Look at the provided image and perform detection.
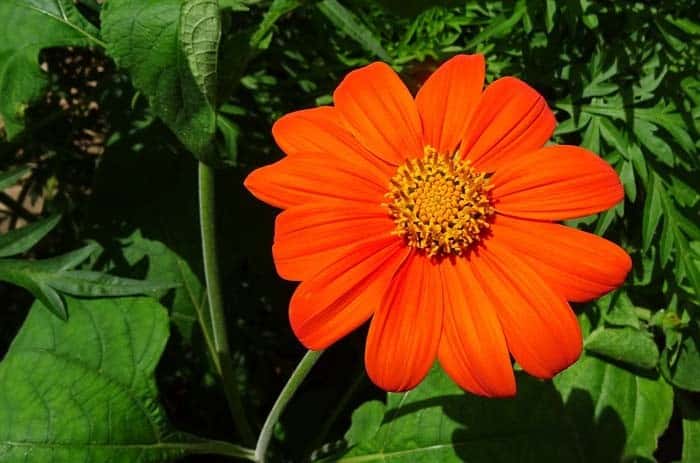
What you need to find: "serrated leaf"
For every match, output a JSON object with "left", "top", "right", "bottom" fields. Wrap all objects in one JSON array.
[
  {"left": 582, "top": 60, "right": 618, "bottom": 98},
  {"left": 101, "top": 0, "right": 227, "bottom": 164},
  {"left": 585, "top": 327, "right": 660, "bottom": 370},
  {"left": 0, "top": 214, "right": 61, "bottom": 258},
  {"left": 0, "top": 0, "right": 103, "bottom": 138},
  {"left": 317, "top": 0, "right": 391, "bottom": 61},
  {"left": 0, "top": 296, "right": 254, "bottom": 462}
]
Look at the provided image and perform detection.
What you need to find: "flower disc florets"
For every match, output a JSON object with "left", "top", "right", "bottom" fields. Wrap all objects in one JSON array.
[{"left": 386, "top": 147, "right": 494, "bottom": 258}]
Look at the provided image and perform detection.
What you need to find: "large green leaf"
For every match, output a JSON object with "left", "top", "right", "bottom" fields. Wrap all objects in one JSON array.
[
  {"left": 333, "top": 366, "right": 582, "bottom": 462},
  {"left": 0, "top": 296, "right": 253, "bottom": 462},
  {"left": 101, "top": 0, "right": 228, "bottom": 164},
  {"left": 554, "top": 354, "right": 674, "bottom": 461},
  {"left": 332, "top": 354, "right": 673, "bottom": 462},
  {"left": 99, "top": 230, "right": 208, "bottom": 344},
  {"left": 0, "top": 0, "right": 103, "bottom": 138}
]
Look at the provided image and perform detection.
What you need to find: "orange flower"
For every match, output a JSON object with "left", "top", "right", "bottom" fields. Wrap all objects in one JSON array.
[{"left": 245, "top": 55, "right": 632, "bottom": 396}]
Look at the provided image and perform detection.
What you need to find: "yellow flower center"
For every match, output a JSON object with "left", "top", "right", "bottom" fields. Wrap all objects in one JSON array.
[{"left": 385, "top": 147, "right": 494, "bottom": 258}]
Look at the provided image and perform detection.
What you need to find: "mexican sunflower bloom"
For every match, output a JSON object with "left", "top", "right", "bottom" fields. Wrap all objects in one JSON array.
[{"left": 245, "top": 54, "right": 632, "bottom": 396}]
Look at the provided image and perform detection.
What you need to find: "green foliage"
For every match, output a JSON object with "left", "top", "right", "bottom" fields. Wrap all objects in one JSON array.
[
  {"left": 0, "top": 242, "right": 177, "bottom": 319},
  {"left": 0, "top": 213, "right": 61, "bottom": 257},
  {"left": 334, "top": 355, "right": 673, "bottom": 462},
  {"left": 585, "top": 327, "right": 660, "bottom": 370},
  {"left": 101, "top": 0, "right": 225, "bottom": 164},
  {"left": 1, "top": 0, "right": 699, "bottom": 462},
  {"left": 0, "top": 295, "right": 253, "bottom": 462}
]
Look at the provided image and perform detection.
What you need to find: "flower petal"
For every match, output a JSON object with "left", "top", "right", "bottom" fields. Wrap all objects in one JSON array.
[
  {"left": 438, "top": 257, "right": 516, "bottom": 397},
  {"left": 491, "top": 215, "right": 632, "bottom": 302},
  {"left": 365, "top": 253, "right": 443, "bottom": 391},
  {"left": 273, "top": 201, "right": 394, "bottom": 281},
  {"left": 461, "top": 77, "right": 555, "bottom": 172},
  {"left": 334, "top": 62, "right": 423, "bottom": 165},
  {"left": 272, "top": 106, "right": 394, "bottom": 175},
  {"left": 470, "top": 241, "right": 583, "bottom": 379},
  {"left": 290, "top": 237, "right": 408, "bottom": 350},
  {"left": 491, "top": 145, "right": 624, "bottom": 220},
  {"left": 416, "top": 54, "right": 485, "bottom": 155},
  {"left": 244, "top": 153, "right": 387, "bottom": 209}
]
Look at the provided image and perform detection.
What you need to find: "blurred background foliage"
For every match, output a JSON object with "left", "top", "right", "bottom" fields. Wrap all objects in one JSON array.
[{"left": 0, "top": 0, "right": 698, "bottom": 462}]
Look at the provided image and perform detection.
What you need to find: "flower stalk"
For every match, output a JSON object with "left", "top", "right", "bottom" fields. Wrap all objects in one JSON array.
[{"left": 255, "top": 349, "right": 324, "bottom": 462}]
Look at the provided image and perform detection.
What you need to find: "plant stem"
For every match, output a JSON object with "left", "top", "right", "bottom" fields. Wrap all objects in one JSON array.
[
  {"left": 198, "top": 162, "right": 255, "bottom": 446},
  {"left": 255, "top": 349, "right": 324, "bottom": 462},
  {"left": 187, "top": 439, "right": 257, "bottom": 461}
]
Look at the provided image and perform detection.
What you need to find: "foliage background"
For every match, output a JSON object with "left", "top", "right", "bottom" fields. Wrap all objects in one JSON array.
[{"left": 0, "top": 0, "right": 698, "bottom": 462}]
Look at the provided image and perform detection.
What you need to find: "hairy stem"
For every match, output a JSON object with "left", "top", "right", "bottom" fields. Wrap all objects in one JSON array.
[
  {"left": 198, "top": 162, "right": 255, "bottom": 446},
  {"left": 256, "top": 350, "right": 324, "bottom": 462}
]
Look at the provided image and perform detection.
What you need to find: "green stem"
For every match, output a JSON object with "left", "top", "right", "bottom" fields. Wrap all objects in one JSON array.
[
  {"left": 198, "top": 162, "right": 255, "bottom": 446},
  {"left": 255, "top": 350, "right": 324, "bottom": 462},
  {"left": 187, "top": 439, "right": 257, "bottom": 461}
]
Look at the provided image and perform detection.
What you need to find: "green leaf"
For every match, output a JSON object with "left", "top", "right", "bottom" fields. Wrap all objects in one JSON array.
[
  {"left": 661, "top": 322, "right": 700, "bottom": 392},
  {"left": 317, "top": 0, "right": 391, "bottom": 61},
  {"left": 0, "top": 243, "right": 176, "bottom": 319},
  {"left": 98, "top": 230, "right": 208, "bottom": 344},
  {"left": 0, "top": 166, "right": 30, "bottom": 191},
  {"left": 0, "top": 296, "right": 254, "bottom": 462},
  {"left": 600, "top": 291, "right": 641, "bottom": 329},
  {"left": 584, "top": 327, "right": 660, "bottom": 370},
  {"left": 101, "top": 0, "right": 228, "bottom": 164},
  {"left": 554, "top": 354, "right": 674, "bottom": 462},
  {"left": 0, "top": 214, "right": 61, "bottom": 258},
  {"left": 332, "top": 365, "right": 583, "bottom": 462},
  {"left": 642, "top": 174, "right": 663, "bottom": 252},
  {"left": 333, "top": 358, "right": 673, "bottom": 462},
  {"left": 44, "top": 270, "right": 178, "bottom": 297},
  {"left": 466, "top": 1, "right": 527, "bottom": 50},
  {"left": 680, "top": 394, "right": 700, "bottom": 463},
  {"left": 249, "top": 0, "right": 304, "bottom": 50},
  {"left": 0, "top": 0, "right": 104, "bottom": 138}
]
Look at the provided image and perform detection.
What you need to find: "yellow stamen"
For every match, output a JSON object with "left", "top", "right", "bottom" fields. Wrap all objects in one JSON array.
[{"left": 385, "top": 146, "right": 494, "bottom": 258}]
